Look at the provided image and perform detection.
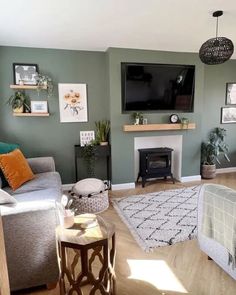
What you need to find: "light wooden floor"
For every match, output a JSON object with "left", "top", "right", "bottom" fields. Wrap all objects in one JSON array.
[{"left": 13, "top": 173, "right": 236, "bottom": 295}]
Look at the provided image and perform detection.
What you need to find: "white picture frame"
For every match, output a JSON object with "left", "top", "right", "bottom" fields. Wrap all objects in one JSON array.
[
  {"left": 31, "top": 101, "right": 48, "bottom": 113},
  {"left": 80, "top": 131, "right": 95, "bottom": 146},
  {"left": 58, "top": 83, "right": 88, "bottom": 123}
]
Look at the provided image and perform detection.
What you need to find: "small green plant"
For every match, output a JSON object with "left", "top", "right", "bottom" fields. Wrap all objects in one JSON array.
[
  {"left": 95, "top": 120, "right": 110, "bottom": 143},
  {"left": 201, "top": 127, "right": 230, "bottom": 165},
  {"left": 36, "top": 74, "right": 53, "bottom": 97},
  {"left": 7, "top": 91, "right": 30, "bottom": 112},
  {"left": 131, "top": 112, "right": 143, "bottom": 124},
  {"left": 180, "top": 117, "right": 189, "bottom": 129}
]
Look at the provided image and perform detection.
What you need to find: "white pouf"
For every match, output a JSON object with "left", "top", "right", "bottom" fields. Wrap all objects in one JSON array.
[{"left": 72, "top": 178, "right": 109, "bottom": 214}]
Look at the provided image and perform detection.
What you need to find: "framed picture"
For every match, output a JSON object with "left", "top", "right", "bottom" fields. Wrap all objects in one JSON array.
[
  {"left": 58, "top": 83, "right": 88, "bottom": 123},
  {"left": 226, "top": 83, "right": 236, "bottom": 105},
  {"left": 31, "top": 101, "right": 48, "bottom": 113},
  {"left": 221, "top": 107, "right": 236, "bottom": 124},
  {"left": 13, "top": 63, "right": 39, "bottom": 85},
  {"left": 80, "top": 131, "right": 95, "bottom": 146}
]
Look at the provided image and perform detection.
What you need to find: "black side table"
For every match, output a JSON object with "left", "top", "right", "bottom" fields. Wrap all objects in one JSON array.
[{"left": 74, "top": 145, "right": 111, "bottom": 187}]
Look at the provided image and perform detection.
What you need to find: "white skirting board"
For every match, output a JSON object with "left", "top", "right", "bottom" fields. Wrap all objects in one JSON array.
[
  {"left": 216, "top": 167, "right": 236, "bottom": 174},
  {"left": 180, "top": 175, "right": 201, "bottom": 182},
  {"left": 111, "top": 183, "right": 136, "bottom": 191}
]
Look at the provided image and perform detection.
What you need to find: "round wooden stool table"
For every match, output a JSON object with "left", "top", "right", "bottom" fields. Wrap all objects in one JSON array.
[{"left": 56, "top": 214, "right": 116, "bottom": 295}]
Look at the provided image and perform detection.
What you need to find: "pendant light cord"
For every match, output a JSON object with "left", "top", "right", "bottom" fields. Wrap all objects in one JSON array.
[{"left": 216, "top": 16, "right": 219, "bottom": 38}]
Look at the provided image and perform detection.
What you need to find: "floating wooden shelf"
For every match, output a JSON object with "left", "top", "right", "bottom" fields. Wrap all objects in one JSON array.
[
  {"left": 13, "top": 113, "right": 49, "bottom": 117},
  {"left": 10, "top": 85, "right": 47, "bottom": 90},
  {"left": 123, "top": 123, "right": 196, "bottom": 132}
]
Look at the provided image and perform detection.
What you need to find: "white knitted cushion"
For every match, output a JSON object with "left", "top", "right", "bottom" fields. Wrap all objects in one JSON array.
[
  {"left": 0, "top": 189, "right": 17, "bottom": 204},
  {"left": 72, "top": 178, "right": 105, "bottom": 197}
]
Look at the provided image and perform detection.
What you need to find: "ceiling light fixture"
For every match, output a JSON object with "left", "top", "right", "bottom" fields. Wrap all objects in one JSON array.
[{"left": 199, "top": 10, "right": 234, "bottom": 65}]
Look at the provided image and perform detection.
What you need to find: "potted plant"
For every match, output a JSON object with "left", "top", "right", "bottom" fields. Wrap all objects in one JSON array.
[
  {"left": 201, "top": 127, "right": 230, "bottom": 179},
  {"left": 181, "top": 117, "right": 189, "bottom": 129},
  {"left": 36, "top": 74, "right": 54, "bottom": 97},
  {"left": 7, "top": 91, "right": 31, "bottom": 113},
  {"left": 95, "top": 120, "right": 110, "bottom": 145},
  {"left": 131, "top": 112, "right": 143, "bottom": 125}
]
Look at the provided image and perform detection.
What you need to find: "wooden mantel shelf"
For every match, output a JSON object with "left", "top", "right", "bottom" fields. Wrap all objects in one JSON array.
[{"left": 123, "top": 123, "right": 196, "bottom": 132}]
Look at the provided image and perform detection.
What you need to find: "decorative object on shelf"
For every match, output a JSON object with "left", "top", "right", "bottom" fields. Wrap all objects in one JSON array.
[
  {"left": 170, "top": 114, "right": 179, "bottom": 123},
  {"left": 131, "top": 112, "right": 143, "bottom": 125},
  {"left": 143, "top": 118, "right": 148, "bottom": 125},
  {"left": 95, "top": 119, "right": 110, "bottom": 145},
  {"left": 201, "top": 127, "right": 230, "bottom": 179},
  {"left": 80, "top": 131, "right": 95, "bottom": 147},
  {"left": 58, "top": 83, "right": 88, "bottom": 123},
  {"left": 13, "top": 63, "right": 39, "bottom": 85},
  {"left": 226, "top": 83, "right": 236, "bottom": 105},
  {"left": 81, "top": 143, "right": 97, "bottom": 177},
  {"left": 180, "top": 117, "right": 189, "bottom": 129},
  {"left": 7, "top": 91, "right": 31, "bottom": 113},
  {"left": 30, "top": 101, "right": 48, "bottom": 113},
  {"left": 221, "top": 107, "right": 236, "bottom": 124},
  {"left": 35, "top": 74, "right": 54, "bottom": 97},
  {"left": 199, "top": 10, "right": 234, "bottom": 65}
]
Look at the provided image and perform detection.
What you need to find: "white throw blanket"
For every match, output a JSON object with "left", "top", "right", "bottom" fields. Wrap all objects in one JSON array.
[{"left": 201, "top": 184, "right": 236, "bottom": 269}]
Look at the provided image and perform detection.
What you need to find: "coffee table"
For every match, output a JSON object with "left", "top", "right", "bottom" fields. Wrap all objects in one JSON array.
[{"left": 56, "top": 214, "right": 116, "bottom": 295}]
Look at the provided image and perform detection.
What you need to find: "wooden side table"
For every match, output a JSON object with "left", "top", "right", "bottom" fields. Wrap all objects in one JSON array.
[{"left": 56, "top": 214, "right": 116, "bottom": 295}]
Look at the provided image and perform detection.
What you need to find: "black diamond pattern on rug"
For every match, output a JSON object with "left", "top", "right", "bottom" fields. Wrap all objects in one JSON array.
[{"left": 112, "top": 185, "right": 201, "bottom": 252}]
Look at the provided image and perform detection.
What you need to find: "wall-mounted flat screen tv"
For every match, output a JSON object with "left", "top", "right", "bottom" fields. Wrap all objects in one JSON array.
[{"left": 121, "top": 62, "right": 195, "bottom": 112}]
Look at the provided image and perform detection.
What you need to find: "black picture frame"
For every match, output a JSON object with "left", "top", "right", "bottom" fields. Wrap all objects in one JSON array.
[
  {"left": 221, "top": 107, "right": 236, "bottom": 124},
  {"left": 13, "top": 63, "right": 39, "bottom": 85},
  {"left": 225, "top": 82, "right": 236, "bottom": 105}
]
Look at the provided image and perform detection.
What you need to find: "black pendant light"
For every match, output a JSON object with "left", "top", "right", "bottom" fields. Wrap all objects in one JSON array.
[{"left": 199, "top": 10, "right": 234, "bottom": 65}]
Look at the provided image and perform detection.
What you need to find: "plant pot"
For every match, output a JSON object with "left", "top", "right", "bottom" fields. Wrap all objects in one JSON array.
[
  {"left": 100, "top": 141, "right": 108, "bottom": 146},
  {"left": 201, "top": 164, "right": 216, "bottom": 179},
  {"left": 13, "top": 106, "right": 24, "bottom": 113}
]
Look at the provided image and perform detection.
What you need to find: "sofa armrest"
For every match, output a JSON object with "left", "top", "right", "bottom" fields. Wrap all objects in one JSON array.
[{"left": 27, "top": 157, "right": 56, "bottom": 174}]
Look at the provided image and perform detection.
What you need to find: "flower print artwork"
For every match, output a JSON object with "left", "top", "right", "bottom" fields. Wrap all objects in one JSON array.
[{"left": 59, "top": 84, "right": 88, "bottom": 122}]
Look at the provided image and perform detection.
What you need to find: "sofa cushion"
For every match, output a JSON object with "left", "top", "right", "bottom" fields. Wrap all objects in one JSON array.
[
  {"left": 0, "top": 189, "right": 17, "bottom": 204},
  {"left": 4, "top": 171, "right": 61, "bottom": 197},
  {"left": 0, "top": 142, "right": 19, "bottom": 188},
  {"left": 0, "top": 149, "right": 34, "bottom": 190},
  {"left": 1, "top": 172, "right": 62, "bottom": 216}
]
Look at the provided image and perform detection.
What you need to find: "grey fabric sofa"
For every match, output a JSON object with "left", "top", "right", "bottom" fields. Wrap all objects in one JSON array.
[{"left": 0, "top": 157, "right": 62, "bottom": 291}]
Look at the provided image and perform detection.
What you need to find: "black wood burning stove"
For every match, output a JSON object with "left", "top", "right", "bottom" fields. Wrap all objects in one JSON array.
[{"left": 137, "top": 147, "right": 175, "bottom": 187}]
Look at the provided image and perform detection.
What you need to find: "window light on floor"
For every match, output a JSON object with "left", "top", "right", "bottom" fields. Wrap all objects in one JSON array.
[{"left": 127, "top": 259, "right": 188, "bottom": 294}]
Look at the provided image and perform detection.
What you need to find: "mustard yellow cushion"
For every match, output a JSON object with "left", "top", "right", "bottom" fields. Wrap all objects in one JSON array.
[{"left": 0, "top": 149, "right": 34, "bottom": 190}]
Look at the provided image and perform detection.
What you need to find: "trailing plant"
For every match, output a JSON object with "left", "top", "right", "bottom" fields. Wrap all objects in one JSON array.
[
  {"left": 95, "top": 120, "right": 110, "bottom": 143},
  {"left": 201, "top": 127, "right": 230, "bottom": 165},
  {"left": 36, "top": 73, "right": 54, "bottom": 97},
  {"left": 7, "top": 91, "right": 31, "bottom": 112},
  {"left": 81, "top": 143, "right": 97, "bottom": 177}
]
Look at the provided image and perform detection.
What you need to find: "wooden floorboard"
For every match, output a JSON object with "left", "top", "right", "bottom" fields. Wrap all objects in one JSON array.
[{"left": 13, "top": 173, "right": 236, "bottom": 295}]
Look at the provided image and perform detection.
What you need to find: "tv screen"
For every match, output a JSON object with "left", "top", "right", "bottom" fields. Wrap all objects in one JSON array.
[{"left": 121, "top": 63, "right": 195, "bottom": 112}]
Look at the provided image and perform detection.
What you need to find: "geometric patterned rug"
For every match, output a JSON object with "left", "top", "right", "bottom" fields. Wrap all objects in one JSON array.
[{"left": 112, "top": 185, "right": 201, "bottom": 252}]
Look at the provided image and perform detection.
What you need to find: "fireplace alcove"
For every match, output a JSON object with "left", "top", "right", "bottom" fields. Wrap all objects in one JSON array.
[
  {"left": 137, "top": 147, "right": 175, "bottom": 187},
  {"left": 134, "top": 135, "right": 183, "bottom": 186}
]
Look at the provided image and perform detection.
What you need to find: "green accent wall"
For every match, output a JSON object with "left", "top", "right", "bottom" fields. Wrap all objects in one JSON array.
[
  {"left": 1, "top": 46, "right": 236, "bottom": 185},
  {"left": 0, "top": 46, "right": 109, "bottom": 183},
  {"left": 203, "top": 61, "right": 236, "bottom": 167},
  {"left": 107, "top": 48, "right": 205, "bottom": 183}
]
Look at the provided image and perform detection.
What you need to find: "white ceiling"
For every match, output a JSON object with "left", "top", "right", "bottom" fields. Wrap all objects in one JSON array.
[{"left": 1, "top": 0, "right": 236, "bottom": 58}]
